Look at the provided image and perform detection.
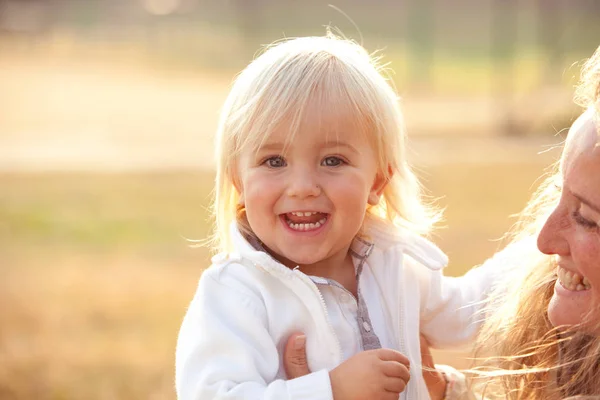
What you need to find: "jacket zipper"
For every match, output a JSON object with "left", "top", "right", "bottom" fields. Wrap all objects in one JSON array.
[
  {"left": 396, "top": 257, "right": 420, "bottom": 400},
  {"left": 234, "top": 256, "right": 343, "bottom": 368},
  {"left": 293, "top": 270, "right": 343, "bottom": 366},
  {"left": 398, "top": 295, "right": 412, "bottom": 400}
]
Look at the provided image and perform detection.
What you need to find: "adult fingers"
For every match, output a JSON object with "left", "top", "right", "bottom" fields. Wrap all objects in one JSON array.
[
  {"left": 283, "top": 333, "right": 310, "bottom": 379},
  {"left": 420, "top": 334, "right": 436, "bottom": 370}
]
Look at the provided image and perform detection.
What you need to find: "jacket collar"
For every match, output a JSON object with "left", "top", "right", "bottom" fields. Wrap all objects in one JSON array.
[
  {"left": 217, "top": 216, "right": 447, "bottom": 272},
  {"left": 360, "top": 214, "right": 448, "bottom": 271}
]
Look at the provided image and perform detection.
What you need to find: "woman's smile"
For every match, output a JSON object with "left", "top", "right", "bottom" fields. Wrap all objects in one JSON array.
[{"left": 556, "top": 265, "right": 592, "bottom": 292}]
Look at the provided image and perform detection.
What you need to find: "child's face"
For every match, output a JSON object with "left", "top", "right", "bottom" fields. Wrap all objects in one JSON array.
[{"left": 236, "top": 112, "right": 386, "bottom": 269}]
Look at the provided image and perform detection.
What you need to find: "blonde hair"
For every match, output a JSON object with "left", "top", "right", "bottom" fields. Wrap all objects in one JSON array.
[
  {"left": 575, "top": 45, "right": 600, "bottom": 112},
  {"left": 211, "top": 33, "right": 439, "bottom": 253},
  {"left": 471, "top": 45, "right": 600, "bottom": 399}
]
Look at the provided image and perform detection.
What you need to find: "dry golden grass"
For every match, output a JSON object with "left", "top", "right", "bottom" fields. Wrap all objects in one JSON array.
[
  {"left": 0, "top": 257, "right": 194, "bottom": 399},
  {"left": 0, "top": 159, "right": 556, "bottom": 399},
  {"left": 0, "top": 51, "right": 576, "bottom": 168},
  {"left": 0, "top": 45, "right": 572, "bottom": 398},
  {"left": 0, "top": 172, "right": 212, "bottom": 399}
]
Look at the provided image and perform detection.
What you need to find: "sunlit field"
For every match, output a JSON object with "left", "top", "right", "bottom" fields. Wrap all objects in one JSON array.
[
  {"left": 0, "top": 24, "right": 578, "bottom": 398},
  {"left": 0, "top": 172, "right": 212, "bottom": 399},
  {"left": 0, "top": 156, "right": 562, "bottom": 399}
]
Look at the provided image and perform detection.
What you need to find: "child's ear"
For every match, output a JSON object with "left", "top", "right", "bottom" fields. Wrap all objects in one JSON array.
[{"left": 368, "top": 166, "right": 392, "bottom": 206}]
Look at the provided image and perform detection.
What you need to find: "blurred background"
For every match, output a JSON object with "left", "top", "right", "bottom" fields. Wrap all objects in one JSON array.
[{"left": 0, "top": 0, "right": 598, "bottom": 398}]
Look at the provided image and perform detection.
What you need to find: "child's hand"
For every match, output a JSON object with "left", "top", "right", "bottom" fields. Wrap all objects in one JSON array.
[{"left": 329, "top": 348, "right": 410, "bottom": 400}]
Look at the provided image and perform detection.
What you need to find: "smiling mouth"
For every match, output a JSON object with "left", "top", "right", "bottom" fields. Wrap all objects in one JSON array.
[
  {"left": 557, "top": 266, "right": 591, "bottom": 291},
  {"left": 282, "top": 211, "right": 329, "bottom": 231}
]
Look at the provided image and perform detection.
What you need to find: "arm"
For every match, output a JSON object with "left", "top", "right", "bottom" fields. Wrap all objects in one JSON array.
[
  {"left": 175, "top": 270, "right": 333, "bottom": 400},
  {"left": 281, "top": 334, "right": 413, "bottom": 400},
  {"left": 434, "top": 365, "right": 477, "bottom": 400},
  {"left": 421, "top": 336, "right": 478, "bottom": 400},
  {"left": 419, "top": 238, "right": 533, "bottom": 349},
  {"left": 419, "top": 263, "right": 495, "bottom": 348}
]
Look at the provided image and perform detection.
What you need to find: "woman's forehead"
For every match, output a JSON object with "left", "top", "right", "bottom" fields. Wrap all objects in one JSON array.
[
  {"left": 561, "top": 110, "right": 600, "bottom": 208},
  {"left": 562, "top": 109, "right": 599, "bottom": 171}
]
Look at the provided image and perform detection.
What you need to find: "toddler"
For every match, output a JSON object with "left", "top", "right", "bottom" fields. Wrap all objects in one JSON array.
[{"left": 176, "top": 34, "right": 499, "bottom": 400}]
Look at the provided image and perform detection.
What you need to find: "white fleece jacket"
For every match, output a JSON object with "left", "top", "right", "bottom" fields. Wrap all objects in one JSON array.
[{"left": 176, "top": 217, "right": 501, "bottom": 400}]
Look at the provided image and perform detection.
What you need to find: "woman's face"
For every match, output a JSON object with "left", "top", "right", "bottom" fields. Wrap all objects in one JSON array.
[{"left": 537, "top": 109, "right": 600, "bottom": 331}]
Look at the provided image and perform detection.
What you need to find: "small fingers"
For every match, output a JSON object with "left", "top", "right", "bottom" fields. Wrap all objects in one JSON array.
[
  {"left": 381, "top": 360, "right": 411, "bottom": 382},
  {"left": 383, "top": 375, "right": 409, "bottom": 394},
  {"left": 376, "top": 348, "right": 411, "bottom": 368}
]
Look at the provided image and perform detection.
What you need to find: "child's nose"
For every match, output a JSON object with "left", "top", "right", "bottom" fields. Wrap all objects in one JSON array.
[{"left": 286, "top": 169, "right": 321, "bottom": 198}]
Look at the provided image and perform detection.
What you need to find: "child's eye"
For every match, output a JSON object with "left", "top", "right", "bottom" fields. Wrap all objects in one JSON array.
[
  {"left": 572, "top": 209, "right": 598, "bottom": 230},
  {"left": 321, "top": 156, "right": 344, "bottom": 167},
  {"left": 263, "top": 156, "right": 286, "bottom": 168}
]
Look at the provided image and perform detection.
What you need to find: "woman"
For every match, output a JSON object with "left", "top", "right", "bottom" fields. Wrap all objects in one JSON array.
[
  {"left": 462, "top": 44, "right": 600, "bottom": 400},
  {"left": 283, "top": 45, "right": 600, "bottom": 399}
]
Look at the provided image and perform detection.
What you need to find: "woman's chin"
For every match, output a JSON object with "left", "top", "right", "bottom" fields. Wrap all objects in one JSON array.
[
  {"left": 547, "top": 279, "right": 597, "bottom": 328},
  {"left": 548, "top": 294, "right": 579, "bottom": 328},
  {"left": 547, "top": 295, "right": 600, "bottom": 333}
]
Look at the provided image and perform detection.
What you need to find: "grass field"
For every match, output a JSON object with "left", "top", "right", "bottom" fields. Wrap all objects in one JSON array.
[
  {"left": 0, "top": 158, "right": 561, "bottom": 399},
  {"left": 0, "top": 25, "right": 577, "bottom": 397}
]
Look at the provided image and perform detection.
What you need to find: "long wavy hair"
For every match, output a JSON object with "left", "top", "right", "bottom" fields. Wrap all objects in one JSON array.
[{"left": 471, "top": 45, "right": 600, "bottom": 399}]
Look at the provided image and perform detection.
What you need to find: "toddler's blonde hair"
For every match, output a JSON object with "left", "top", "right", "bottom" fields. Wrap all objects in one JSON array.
[{"left": 211, "top": 33, "right": 439, "bottom": 253}]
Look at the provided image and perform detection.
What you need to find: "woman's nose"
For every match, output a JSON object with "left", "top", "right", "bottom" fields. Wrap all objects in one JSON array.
[{"left": 537, "top": 206, "right": 570, "bottom": 256}]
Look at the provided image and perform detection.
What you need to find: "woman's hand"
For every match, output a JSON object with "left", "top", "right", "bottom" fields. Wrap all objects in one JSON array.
[
  {"left": 284, "top": 333, "right": 448, "bottom": 399},
  {"left": 420, "top": 334, "right": 447, "bottom": 400},
  {"left": 283, "top": 333, "right": 310, "bottom": 378},
  {"left": 283, "top": 333, "right": 410, "bottom": 400}
]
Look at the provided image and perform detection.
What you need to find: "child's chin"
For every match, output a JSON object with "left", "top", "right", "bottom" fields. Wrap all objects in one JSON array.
[{"left": 287, "top": 255, "right": 320, "bottom": 266}]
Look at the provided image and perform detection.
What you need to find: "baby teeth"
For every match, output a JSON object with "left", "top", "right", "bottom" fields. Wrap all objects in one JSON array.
[
  {"left": 287, "top": 217, "right": 327, "bottom": 231},
  {"left": 291, "top": 211, "right": 318, "bottom": 217},
  {"left": 557, "top": 266, "right": 591, "bottom": 291}
]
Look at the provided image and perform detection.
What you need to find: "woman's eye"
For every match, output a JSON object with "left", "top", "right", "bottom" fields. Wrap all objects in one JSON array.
[
  {"left": 264, "top": 156, "right": 286, "bottom": 168},
  {"left": 572, "top": 210, "right": 598, "bottom": 230},
  {"left": 322, "top": 156, "right": 344, "bottom": 167},
  {"left": 552, "top": 180, "right": 562, "bottom": 192}
]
